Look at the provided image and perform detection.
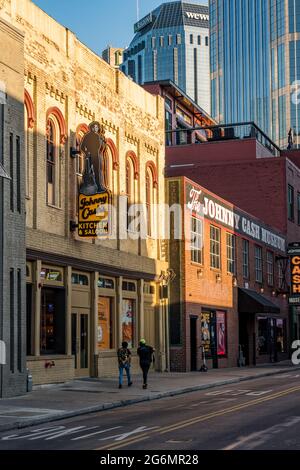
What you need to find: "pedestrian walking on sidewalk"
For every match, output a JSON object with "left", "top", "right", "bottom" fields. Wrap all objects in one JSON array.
[
  {"left": 137, "top": 339, "right": 154, "bottom": 389},
  {"left": 117, "top": 341, "right": 133, "bottom": 389}
]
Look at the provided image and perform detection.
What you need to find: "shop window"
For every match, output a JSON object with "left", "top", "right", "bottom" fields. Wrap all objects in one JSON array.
[
  {"left": 122, "top": 281, "right": 136, "bottom": 292},
  {"left": 98, "top": 277, "right": 115, "bottom": 289},
  {"left": 98, "top": 297, "right": 114, "bottom": 350},
  {"left": 40, "top": 288, "right": 65, "bottom": 355},
  {"left": 144, "top": 283, "right": 155, "bottom": 295},
  {"left": 72, "top": 273, "right": 89, "bottom": 286},
  {"left": 121, "top": 299, "right": 135, "bottom": 348},
  {"left": 216, "top": 311, "right": 227, "bottom": 356},
  {"left": 257, "top": 318, "right": 268, "bottom": 355}
]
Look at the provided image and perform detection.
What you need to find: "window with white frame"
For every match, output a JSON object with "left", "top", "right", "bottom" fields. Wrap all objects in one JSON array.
[
  {"left": 267, "top": 251, "right": 274, "bottom": 286},
  {"left": 210, "top": 225, "right": 221, "bottom": 269},
  {"left": 242, "top": 239, "right": 249, "bottom": 279},
  {"left": 191, "top": 216, "right": 203, "bottom": 264},
  {"left": 226, "top": 233, "right": 236, "bottom": 274},
  {"left": 255, "top": 245, "right": 263, "bottom": 283}
]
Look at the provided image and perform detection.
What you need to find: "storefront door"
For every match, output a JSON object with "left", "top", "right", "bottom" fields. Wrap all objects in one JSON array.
[{"left": 72, "top": 312, "right": 89, "bottom": 377}]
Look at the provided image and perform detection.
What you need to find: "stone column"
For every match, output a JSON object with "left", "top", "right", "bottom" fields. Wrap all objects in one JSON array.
[
  {"left": 33, "top": 260, "right": 41, "bottom": 357},
  {"left": 138, "top": 279, "right": 144, "bottom": 340},
  {"left": 65, "top": 266, "right": 72, "bottom": 356},
  {"left": 117, "top": 276, "right": 123, "bottom": 347}
]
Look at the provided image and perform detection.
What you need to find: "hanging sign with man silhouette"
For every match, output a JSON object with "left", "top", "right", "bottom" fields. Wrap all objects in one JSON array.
[{"left": 78, "top": 121, "right": 111, "bottom": 238}]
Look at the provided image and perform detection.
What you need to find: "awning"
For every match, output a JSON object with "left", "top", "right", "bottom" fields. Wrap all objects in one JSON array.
[{"left": 238, "top": 288, "right": 280, "bottom": 314}]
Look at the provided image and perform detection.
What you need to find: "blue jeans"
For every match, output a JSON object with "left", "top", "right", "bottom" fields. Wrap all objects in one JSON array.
[{"left": 119, "top": 364, "right": 131, "bottom": 386}]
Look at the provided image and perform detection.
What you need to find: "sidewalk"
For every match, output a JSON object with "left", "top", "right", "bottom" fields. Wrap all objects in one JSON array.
[{"left": 0, "top": 361, "right": 299, "bottom": 433}]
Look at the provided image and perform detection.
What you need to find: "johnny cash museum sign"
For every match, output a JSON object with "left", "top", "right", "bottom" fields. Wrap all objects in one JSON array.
[{"left": 186, "top": 183, "right": 286, "bottom": 253}]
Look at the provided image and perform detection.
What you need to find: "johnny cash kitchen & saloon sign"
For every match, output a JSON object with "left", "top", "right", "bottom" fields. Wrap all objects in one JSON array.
[{"left": 77, "top": 121, "right": 111, "bottom": 239}]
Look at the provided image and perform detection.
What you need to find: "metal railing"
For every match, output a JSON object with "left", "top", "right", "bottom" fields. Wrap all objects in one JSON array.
[{"left": 166, "top": 122, "right": 281, "bottom": 157}]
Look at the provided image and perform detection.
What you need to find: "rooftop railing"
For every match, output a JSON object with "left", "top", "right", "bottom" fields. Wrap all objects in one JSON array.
[{"left": 166, "top": 122, "right": 281, "bottom": 157}]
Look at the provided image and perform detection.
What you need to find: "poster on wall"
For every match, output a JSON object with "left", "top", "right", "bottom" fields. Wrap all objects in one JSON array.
[
  {"left": 78, "top": 121, "right": 111, "bottom": 239},
  {"left": 97, "top": 297, "right": 111, "bottom": 350},
  {"left": 121, "top": 299, "right": 134, "bottom": 348},
  {"left": 201, "top": 312, "right": 211, "bottom": 354},
  {"left": 216, "top": 311, "right": 226, "bottom": 356}
]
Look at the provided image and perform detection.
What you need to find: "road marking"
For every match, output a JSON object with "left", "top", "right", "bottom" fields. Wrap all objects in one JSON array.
[
  {"left": 97, "top": 385, "right": 300, "bottom": 450},
  {"left": 246, "top": 390, "right": 273, "bottom": 396},
  {"left": 72, "top": 426, "right": 121, "bottom": 441},
  {"left": 223, "top": 416, "right": 300, "bottom": 450},
  {"left": 98, "top": 426, "right": 159, "bottom": 442}
]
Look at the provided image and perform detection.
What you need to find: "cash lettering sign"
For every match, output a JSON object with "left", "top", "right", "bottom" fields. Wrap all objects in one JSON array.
[
  {"left": 290, "top": 255, "right": 300, "bottom": 305},
  {"left": 78, "top": 192, "right": 110, "bottom": 238}
]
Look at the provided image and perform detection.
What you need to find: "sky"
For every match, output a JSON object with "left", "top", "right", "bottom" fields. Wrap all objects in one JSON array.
[{"left": 32, "top": 0, "right": 208, "bottom": 56}]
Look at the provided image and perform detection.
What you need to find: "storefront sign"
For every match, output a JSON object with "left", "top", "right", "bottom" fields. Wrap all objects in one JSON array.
[
  {"left": 289, "top": 255, "right": 300, "bottom": 305},
  {"left": 78, "top": 121, "right": 111, "bottom": 239},
  {"left": 97, "top": 297, "right": 111, "bottom": 350},
  {"left": 201, "top": 312, "right": 211, "bottom": 353},
  {"left": 122, "top": 299, "right": 135, "bottom": 348},
  {"left": 186, "top": 183, "right": 286, "bottom": 253},
  {"left": 216, "top": 311, "right": 226, "bottom": 356},
  {"left": 78, "top": 192, "right": 110, "bottom": 238}
]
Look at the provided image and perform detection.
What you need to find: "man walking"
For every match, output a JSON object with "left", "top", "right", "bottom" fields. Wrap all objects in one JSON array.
[
  {"left": 137, "top": 339, "right": 154, "bottom": 389},
  {"left": 117, "top": 341, "right": 133, "bottom": 389}
]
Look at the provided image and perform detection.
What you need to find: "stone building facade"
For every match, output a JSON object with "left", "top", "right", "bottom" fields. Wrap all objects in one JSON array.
[
  {"left": 0, "top": 0, "right": 168, "bottom": 386},
  {"left": 0, "top": 17, "right": 27, "bottom": 397}
]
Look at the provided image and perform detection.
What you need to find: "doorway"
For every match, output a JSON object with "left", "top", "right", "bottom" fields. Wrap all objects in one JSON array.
[
  {"left": 190, "top": 316, "right": 197, "bottom": 371},
  {"left": 71, "top": 312, "right": 89, "bottom": 377}
]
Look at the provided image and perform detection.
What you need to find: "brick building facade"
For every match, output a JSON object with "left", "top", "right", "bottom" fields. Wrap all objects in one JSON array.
[
  {"left": 0, "top": 0, "right": 169, "bottom": 387},
  {"left": 168, "top": 177, "right": 289, "bottom": 372},
  {"left": 0, "top": 17, "right": 26, "bottom": 397}
]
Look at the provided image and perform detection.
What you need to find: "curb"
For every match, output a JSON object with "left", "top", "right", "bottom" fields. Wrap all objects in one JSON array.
[{"left": 0, "top": 366, "right": 299, "bottom": 434}]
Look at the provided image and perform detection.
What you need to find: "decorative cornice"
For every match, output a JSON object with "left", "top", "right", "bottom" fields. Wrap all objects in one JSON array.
[
  {"left": 76, "top": 102, "right": 95, "bottom": 121},
  {"left": 46, "top": 82, "right": 66, "bottom": 104},
  {"left": 125, "top": 131, "right": 139, "bottom": 145},
  {"left": 145, "top": 142, "right": 159, "bottom": 157}
]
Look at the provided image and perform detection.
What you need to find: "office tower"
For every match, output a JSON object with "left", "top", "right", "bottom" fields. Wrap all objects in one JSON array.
[
  {"left": 121, "top": 1, "right": 210, "bottom": 112},
  {"left": 210, "top": 0, "right": 300, "bottom": 149}
]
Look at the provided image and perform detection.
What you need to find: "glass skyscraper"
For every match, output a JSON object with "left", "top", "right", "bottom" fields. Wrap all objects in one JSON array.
[
  {"left": 121, "top": 1, "right": 211, "bottom": 113},
  {"left": 210, "top": 0, "right": 300, "bottom": 149}
]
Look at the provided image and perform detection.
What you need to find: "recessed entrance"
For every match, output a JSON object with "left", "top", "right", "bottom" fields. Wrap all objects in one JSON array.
[{"left": 71, "top": 312, "right": 89, "bottom": 377}]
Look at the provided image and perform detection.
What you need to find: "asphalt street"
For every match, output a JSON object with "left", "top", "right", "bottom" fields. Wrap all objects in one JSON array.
[{"left": 1, "top": 372, "right": 300, "bottom": 450}]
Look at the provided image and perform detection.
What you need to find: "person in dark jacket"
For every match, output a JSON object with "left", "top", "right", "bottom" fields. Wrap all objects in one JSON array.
[{"left": 137, "top": 339, "right": 154, "bottom": 389}]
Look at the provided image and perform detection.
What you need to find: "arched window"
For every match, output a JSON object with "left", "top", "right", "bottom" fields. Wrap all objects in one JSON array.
[
  {"left": 24, "top": 105, "right": 29, "bottom": 197},
  {"left": 46, "top": 108, "right": 66, "bottom": 208},
  {"left": 104, "top": 145, "right": 113, "bottom": 191},
  {"left": 24, "top": 91, "right": 35, "bottom": 198},
  {"left": 145, "top": 163, "right": 157, "bottom": 238},
  {"left": 75, "top": 124, "right": 89, "bottom": 179},
  {"left": 146, "top": 167, "right": 153, "bottom": 237},
  {"left": 46, "top": 118, "right": 56, "bottom": 205},
  {"left": 126, "top": 157, "right": 135, "bottom": 230}
]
